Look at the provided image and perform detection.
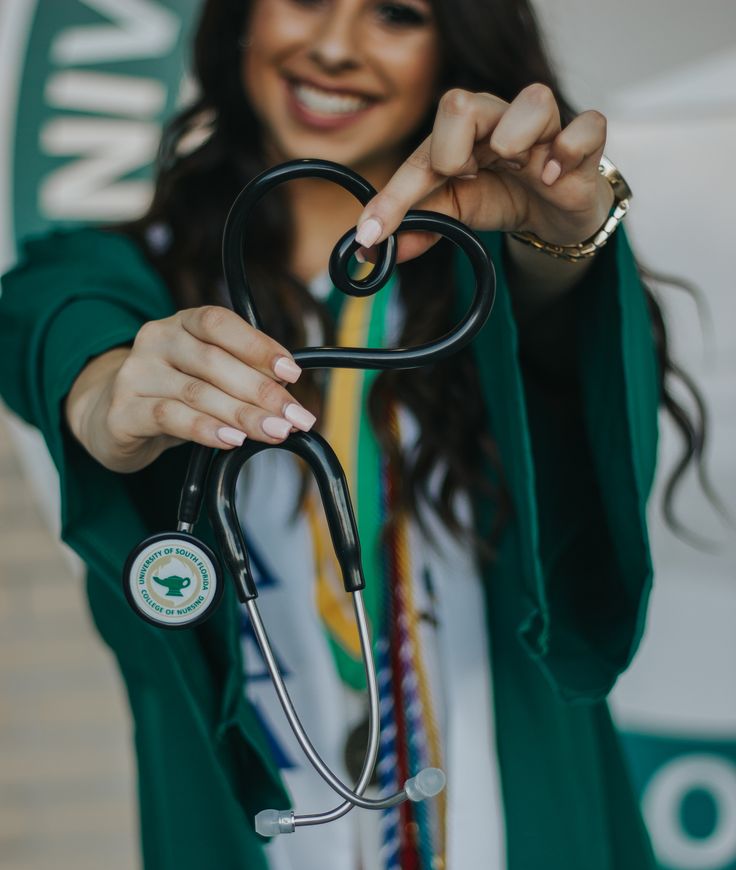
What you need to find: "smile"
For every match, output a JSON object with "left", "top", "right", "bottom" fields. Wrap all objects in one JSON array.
[{"left": 289, "top": 79, "right": 374, "bottom": 116}]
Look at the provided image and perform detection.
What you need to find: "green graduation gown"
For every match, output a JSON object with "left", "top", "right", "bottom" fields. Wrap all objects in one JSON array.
[{"left": 0, "top": 224, "right": 659, "bottom": 869}]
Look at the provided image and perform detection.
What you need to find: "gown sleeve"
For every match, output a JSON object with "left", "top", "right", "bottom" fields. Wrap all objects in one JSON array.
[
  {"left": 0, "top": 228, "right": 174, "bottom": 451},
  {"left": 0, "top": 228, "right": 176, "bottom": 559},
  {"left": 456, "top": 226, "right": 659, "bottom": 702},
  {"left": 0, "top": 227, "right": 291, "bottom": 828}
]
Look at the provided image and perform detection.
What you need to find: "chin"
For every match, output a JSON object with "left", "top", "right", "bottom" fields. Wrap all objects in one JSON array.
[{"left": 280, "top": 138, "right": 371, "bottom": 169}]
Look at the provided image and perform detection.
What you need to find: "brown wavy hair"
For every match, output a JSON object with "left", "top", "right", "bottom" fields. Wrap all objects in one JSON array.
[{"left": 122, "top": 0, "right": 711, "bottom": 551}]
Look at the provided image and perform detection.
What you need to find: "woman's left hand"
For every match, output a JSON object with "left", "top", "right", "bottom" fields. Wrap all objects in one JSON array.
[{"left": 354, "top": 84, "right": 614, "bottom": 263}]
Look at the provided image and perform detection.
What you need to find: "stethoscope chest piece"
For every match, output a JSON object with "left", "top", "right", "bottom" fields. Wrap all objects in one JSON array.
[{"left": 123, "top": 531, "right": 223, "bottom": 630}]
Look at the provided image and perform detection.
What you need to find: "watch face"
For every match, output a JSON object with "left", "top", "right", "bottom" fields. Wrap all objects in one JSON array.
[{"left": 124, "top": 533, "right": 223, "bottom": 629}]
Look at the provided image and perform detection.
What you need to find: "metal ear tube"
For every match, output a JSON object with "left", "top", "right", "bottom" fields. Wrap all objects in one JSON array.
[
  {"left": 208, "top": 435, "right": 446, "bottom": 834},
  {"left": 124, "top": 158, "right": 495, "bottom": 834}
]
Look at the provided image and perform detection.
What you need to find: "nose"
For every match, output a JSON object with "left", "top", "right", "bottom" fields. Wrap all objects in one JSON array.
[{"left": 307, "top": 8, "right": 361, "bottom": 71}]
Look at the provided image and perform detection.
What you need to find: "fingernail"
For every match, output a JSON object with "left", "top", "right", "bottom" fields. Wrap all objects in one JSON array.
[
  {"left": 458, "top": 173, "right": 478, "bottom": 180},
  {"left": 217, "top": 427, "right": 247, "bottom": 446},
  {"left": 542, "top": 159, "right": 562, "bottom": 185},
  {"left": 355, "top": 217, "right": 382, "bottom": 248},
  {"left": 354, "top": 247, "right": 367, "bottom": 263},
  {"left": 284, "top": 403, "right": 316, "bottom": 431},
  {"left": 503, "top": 160, "right": 523, "bottom": 171},
  {"left": 262, "top": 417, "right": 292, "bottom": 439},
  {"left": 273, "top": 356, "right": 301, "bottom": 383}
]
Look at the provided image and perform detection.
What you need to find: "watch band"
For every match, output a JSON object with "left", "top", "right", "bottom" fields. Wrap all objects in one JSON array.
[{"left": 509, "top": 155, "right": 633, "bottom": 262}]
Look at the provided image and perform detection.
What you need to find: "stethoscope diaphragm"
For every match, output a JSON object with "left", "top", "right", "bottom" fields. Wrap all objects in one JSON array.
[{"left": 123, "top": 531, "right": 223, "bottom": 630}]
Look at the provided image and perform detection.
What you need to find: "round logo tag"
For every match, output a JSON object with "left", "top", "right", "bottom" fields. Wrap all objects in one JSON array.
[{"left": 125, "top": 535, "right": 220, "bottom": 628}]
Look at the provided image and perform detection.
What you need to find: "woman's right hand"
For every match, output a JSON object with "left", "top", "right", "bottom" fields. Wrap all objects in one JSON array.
[{"left": 64, "top": 305, "right": 316, "bottom": 473}]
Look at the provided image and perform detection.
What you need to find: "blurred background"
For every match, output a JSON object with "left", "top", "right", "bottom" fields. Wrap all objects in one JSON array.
[{"left": 0, "top": 1, "right": 734, "bottom": 868}]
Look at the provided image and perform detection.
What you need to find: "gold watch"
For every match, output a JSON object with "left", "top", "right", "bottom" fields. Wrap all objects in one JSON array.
[{"left": 509, "top": 155, "right": 632, "bottom": 262}]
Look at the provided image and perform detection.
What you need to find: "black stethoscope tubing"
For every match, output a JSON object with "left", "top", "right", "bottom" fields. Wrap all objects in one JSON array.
[{"left": 125, "top": 157, "right": 496, "bottom": 836}]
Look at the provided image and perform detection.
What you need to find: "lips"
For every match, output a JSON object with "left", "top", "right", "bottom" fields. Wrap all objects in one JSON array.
[
  {"left": 284, "top": 76, "right": 379, "bottom": 130},
  {"left": 293, "top": 80, "right": 371, "bottom": 114}
]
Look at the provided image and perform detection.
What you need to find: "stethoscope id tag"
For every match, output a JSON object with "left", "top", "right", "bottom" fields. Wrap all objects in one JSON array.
[{"left": 123, "top": 531, "right": 223, "bottom": 629}]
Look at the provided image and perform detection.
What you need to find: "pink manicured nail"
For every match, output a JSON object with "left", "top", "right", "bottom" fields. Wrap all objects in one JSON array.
[
  {"left": 284, "top": 403, "right": 316, "bottom": 432},
  {"left": 262, "top": 417, "right": 292, "bottom": 439},
  {"left": 355, "top": 217, "right": 382, "bottom": 248},
  {"left": 542, "top": 159, "right": 562, "bottom": 185},
  {"left": 273, "top": 356, "right": 301, "bottom": 383},
  {"left": 458, "top": 173, "right": 478, "bottom": 180},
  {"left": 217, "top": 427, "right": 247, "bottom": 446}
]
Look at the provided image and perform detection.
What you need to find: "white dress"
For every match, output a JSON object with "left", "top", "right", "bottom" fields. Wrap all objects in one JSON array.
[{"left": 236, "top": 274, "right": 507, "bottom": 870}]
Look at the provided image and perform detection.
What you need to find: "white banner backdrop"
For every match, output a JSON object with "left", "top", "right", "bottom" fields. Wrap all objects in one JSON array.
[
  {"left": 0, "top": 0, "right": 198, "bottom": 550},
  {"left": 606, "top": 116, "right": 736, "bottom": 870},
  {"left": 1, "top": 2, "right": 734, "bottom": 868},
  {"left": 536, "top": 4, "right": 736, "bottom": 866}
]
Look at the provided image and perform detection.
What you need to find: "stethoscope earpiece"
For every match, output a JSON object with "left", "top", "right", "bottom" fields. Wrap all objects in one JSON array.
[{"left": 123, "top": 531, "right": 223, "bottom": 630}]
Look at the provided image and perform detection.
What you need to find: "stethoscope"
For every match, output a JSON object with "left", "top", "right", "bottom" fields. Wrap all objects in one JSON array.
[{"left": 123, "top": 158, "right": 496, "bottom": 837}]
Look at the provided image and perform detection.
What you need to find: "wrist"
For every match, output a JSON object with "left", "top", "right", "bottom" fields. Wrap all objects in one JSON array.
[
  {"left": 65, "top": 346, "right": 143, "bottom": 471},
  {"left": 65, "top": 348, "right": 125, "bottom": 437},
  {"left": 504, "top": 232, "right": 598, "bottom": 324},
  {"left": 510, "top": 156, "right": 631, "bottom": 262}
]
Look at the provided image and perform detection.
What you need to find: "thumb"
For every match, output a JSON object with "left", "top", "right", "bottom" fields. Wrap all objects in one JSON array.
[
  {"left": 356, "top": 230, "right": 442, "bottom": 266},
  {"left": 395, "top": 230, "right": 443, "bottom": 264}
]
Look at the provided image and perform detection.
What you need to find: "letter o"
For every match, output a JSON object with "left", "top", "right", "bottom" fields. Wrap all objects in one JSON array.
[{"left": 643, "top": 753, "right": 736, "bottom": 869}]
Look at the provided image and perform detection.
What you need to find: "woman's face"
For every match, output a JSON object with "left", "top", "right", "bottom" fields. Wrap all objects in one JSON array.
[{"left": 241, "top": 0, "right": 442, "bottom": 180}]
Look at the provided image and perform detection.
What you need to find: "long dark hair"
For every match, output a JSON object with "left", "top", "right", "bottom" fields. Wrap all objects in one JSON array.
[{"left": 123, "top": 0, "right": 710, "bottom": 550}]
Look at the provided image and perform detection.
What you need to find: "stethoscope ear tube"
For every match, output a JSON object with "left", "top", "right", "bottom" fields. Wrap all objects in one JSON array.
[
  {"left": 207, "top": 431, "right": 365, "bottom": 599},
  {"left": 222, "top": 158, "right": 393, "bottom": 331},
  {"left": 222, "top": 159, "right": 496, "bottom": 371}
]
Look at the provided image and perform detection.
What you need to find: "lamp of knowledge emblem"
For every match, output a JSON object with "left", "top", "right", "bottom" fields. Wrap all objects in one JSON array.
[{"left": 124, "top": 532, "right": 223, "bottom": 629}]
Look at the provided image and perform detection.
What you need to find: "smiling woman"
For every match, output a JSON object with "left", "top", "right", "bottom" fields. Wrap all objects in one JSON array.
[
  {"left": 0, "top": 0, "right": 707, "bottom": 869},
  {"left": 241, "top": 0, "right": 441, "bottom": 169}
]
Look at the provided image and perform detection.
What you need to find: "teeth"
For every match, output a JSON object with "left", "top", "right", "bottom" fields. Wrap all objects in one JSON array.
[{"left": 293, "top": 82, "right": 370, "bottom": 115}]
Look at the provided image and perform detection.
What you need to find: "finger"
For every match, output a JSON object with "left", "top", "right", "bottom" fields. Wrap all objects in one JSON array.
[
  {"left": 136, "top": 362, "right": 315, "bottom": 442},
  {"left": 547, "top": 110, "right": 607, "bottom": 179},
  {"left": 356, "top": 173, "right": 489, "bottom": 264},
  {"left": 354, "top": 137, "right": 440, "bottom": 249},
  {"left": 355, "top": 91, "right": 509, "bottom": 250},
  {"left": 394, "top": 230, "right": 443, "bottom": 264},
  {"left": 109, "top": 396, "right": 250, "bottom": 450},
  {"left": 489, "top": 83, "right": 561, "bottom": 172},
  {"left": 356, "top": 229, "right": 443, "bottom": 265},
  {"left": 108, "top": 397, "right": 240, "bottom": 447},
  {"left": 429, "top": 89, "right": 508, "bottom": 177},
  {"left": 177, "top": 306, "right": 301, "bottom": 383},
  {"left": 358, "top": 169, "right": 514, "bottom": 263},
  {"left": 161, "top": 330, "right": 303, "bottom": 420},
  {"left": 116, "top": 355, "right": 306, "bottom": 443},
  {"left": 116, "top": 389, "right": 303, "bottom": 448}
]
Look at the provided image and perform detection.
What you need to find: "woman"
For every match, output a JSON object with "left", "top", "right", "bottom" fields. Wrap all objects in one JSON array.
[{"left": 0, "top": 0, "right": 670, "bottom": 867}]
